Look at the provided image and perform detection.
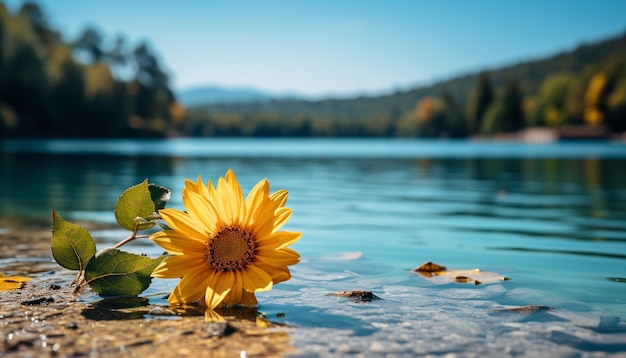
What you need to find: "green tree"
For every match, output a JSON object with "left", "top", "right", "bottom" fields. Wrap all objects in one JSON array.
[
  {"left": 130, "top": 42, "right": 176, "bottom": 134},
  {"left": 530, "top": 73, "right": 581, "bottom": 127},
  {"left": 606, "top": 75, "right": 626, "bottom": 132},
  {"left": 72, "top": 27, "right": 105, "bottom": 63},
  {"left": 466, "top": 74, "right": 494, "bottom": 135},
  {"left": 18, "top": 2, "right": 58, "bottom": 45},
  {"left": 482, "top": 81, "right": 524, "bottom": 134},
  {"left": 440, "top": 92, "right": 466, "bottom": 137}
]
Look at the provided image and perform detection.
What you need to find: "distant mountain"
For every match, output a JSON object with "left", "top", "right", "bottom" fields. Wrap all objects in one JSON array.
[
  {"left": 184, "top": 30, "right": 626, "bottom": 137},
  {"left": 178, "top": 85, "right": 303, "bottom": 106},
  {"left": 192, "top": 30, "right": 626, "bottom": 117}
]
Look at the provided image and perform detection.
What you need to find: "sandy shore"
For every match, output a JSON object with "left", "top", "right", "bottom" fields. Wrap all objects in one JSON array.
[{"left": 0, "top": 218, "right": 293, "bottom": 357}]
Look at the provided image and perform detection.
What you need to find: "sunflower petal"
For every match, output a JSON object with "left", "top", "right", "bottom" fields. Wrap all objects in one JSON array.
[
  {"left": 245, "top": 179, "right": 269, "bottom": 225},
  {"left": 254, "top": 262, "right": 292, "bottom": 284},
  {"left": 167, "top": 265, "right": 213, "bottom": 305},
  {"left": 223, "top": 270, "right": 244, "bottom": 305},
  {"left": 240, "top": 291, "right": 258, "bottom": 306},
  {"left": 205, "top": 270, "right": 234, "bottom": 309},
  {"left": 272, "top": 207, "right": 293, "bottom": 232},
  {"left": 182, "top": 190, "right": 221, "bottom": 233},
  {"left": 255, "top": 247, "right": 300, "bottom": 267},
  {"left": 152, "top": 255, "right": 206, "bottom": 278},
  {"left": 251, "top": 199, "right": 283, "bottom": 238},
  {"left": 158, "top": 208, "right": 208, "bottom": 238},
  {"left": 151, "top": 231, "right": 206, "bottom": 255},
  {"left": 256, "top": 231, "right": 302, "bottom": 250},
  {"left": 270, "top": 190, "right": 289, "bottom": 207},
  {"left": 242, "top": 265, "right": 273, "bottom": 292},
  {"left": 225, "top": 169, "right": 246, "bottom": 221},
  {"left": 184, "top": 175, "right": 208, "bottom": 196},
  {"left": 215, "top": 176, "right": 240, "bottom": 223}
]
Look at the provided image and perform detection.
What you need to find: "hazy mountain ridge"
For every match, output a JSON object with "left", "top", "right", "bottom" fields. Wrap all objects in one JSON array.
[
  {"left": 179, "top": 86, "right": 273, "bottom": 106},
  {"left": 178, "top": 85, "right": 306, "bottom": 106},
  {"left": 184, "top": 29, "right": 626, "bottom": 137}
]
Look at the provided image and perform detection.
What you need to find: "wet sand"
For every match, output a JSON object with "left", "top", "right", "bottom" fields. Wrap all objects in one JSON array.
[{"left": 0, "top": 218, "right": 293, "bottom": 357}]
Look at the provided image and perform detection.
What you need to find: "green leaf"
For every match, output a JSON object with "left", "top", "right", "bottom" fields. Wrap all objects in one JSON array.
[
  {"left": 114, "top": 179, "right": 156, "bottom": 231},
  {"left": 85, "top": 248, "right": 167, "bottom": 297},
  {"left": 51, "top": 210, "right": 97, "bottom": 271},
  {"left": 149, "top": 184, "right": 171, "bottom": 210}
]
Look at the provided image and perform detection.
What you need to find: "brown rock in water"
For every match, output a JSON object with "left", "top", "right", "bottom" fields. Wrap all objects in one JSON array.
[
  {"left": 327, "top": 290, "right": 380, "bottom": 302},
  {"left": 488, "top": 305, "right": 552, "bottom": 316},
  {"left": 412, "top": 261, "right": 447, "bottom": 277}
]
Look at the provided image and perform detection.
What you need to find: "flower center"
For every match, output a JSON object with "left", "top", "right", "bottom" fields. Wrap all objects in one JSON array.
[{"left": 205, "top": 226, "right": 256, "bottom": 271}]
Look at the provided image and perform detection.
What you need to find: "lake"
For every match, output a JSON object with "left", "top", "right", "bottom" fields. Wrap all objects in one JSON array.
[{"left": 2, "top": 138, "right": 626, "bottom": 356}]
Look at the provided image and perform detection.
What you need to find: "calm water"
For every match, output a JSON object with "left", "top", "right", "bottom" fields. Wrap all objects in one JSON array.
[{"left": 2, "top": 138, "right": 626, "bottom": 356}]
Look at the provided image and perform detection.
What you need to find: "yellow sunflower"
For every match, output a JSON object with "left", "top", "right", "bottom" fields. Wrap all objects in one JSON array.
[{"left": 150, "top": 169, "right": 301, "bottom": 309}]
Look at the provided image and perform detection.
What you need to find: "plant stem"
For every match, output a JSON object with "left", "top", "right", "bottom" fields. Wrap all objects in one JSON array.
[
  {"left": 73, "top": 272, "right": 85, "bottom": 294},
  {"left": 113, "top": 234, "right": 151, "bottom": 249}
]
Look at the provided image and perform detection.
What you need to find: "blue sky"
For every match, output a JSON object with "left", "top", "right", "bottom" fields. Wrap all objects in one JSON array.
[{"left": 4, "top": 0, "right": 626, "bottom": 97}]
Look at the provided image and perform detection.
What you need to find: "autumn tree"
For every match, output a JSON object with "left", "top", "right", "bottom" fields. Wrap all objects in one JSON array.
[{"left": 413, "top": 96, "right": 445, "bottom": 137}]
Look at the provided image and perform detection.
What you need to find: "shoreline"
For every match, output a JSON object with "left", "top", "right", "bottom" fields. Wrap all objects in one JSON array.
[{"left": 0, "top": 218, "right": 293, "bottom": 357}]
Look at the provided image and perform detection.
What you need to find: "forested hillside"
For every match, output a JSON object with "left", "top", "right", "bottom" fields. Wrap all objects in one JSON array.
[
  {"left": 2, "top": 1, "right": 625, "bottom": 139},
  {"left": 0, "top": 2, "right": 183, "bottom": 138},
  {"left": 187, "top": 31, "right": 626, "bottom": 138}
]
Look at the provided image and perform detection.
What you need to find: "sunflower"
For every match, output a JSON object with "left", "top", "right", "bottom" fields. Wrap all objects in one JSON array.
[{"left": 150, "top": 169, "right": 301, "bottom": 309}]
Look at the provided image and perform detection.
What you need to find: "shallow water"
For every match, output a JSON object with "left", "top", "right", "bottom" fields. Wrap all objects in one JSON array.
[{"left": 2, "top": 138, "right": 626, "bottom": 356}]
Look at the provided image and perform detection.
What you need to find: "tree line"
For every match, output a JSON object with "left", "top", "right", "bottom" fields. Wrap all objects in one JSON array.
[
  {"left": 188, "top": 31, "right": 626, "bottom": 138},
  {"left": 0, "top": 2, "right": 183, "bottom": 138},
  {"left": 2, "top": 2, "right": 625, "bottom": 139}
]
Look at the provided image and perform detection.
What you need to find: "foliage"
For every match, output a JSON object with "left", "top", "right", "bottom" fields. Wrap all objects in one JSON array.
[
  {"left": 51, "top": 210, "right": 96, "bottom": 271},
  {"left": 114, "top": 180, "right": 158, "bottom": 231},
  {"left": 84, "top": 248, "right": 166, "bottom": 296},
  {"left": 51, "top": 180, "right": 171, "bottom": 296},
  {"left": 465, "top": 74, "right": 494, "bottom": 135},
  {"left": 482, "top": 80, "right": 525, "bottom": 134},
  {"left": 2, "top": 2, "right": 626, "bottom": 138},
  {"left": 0, "top": 2, "right": 181, "bottom": 138},
  {"left": 186, "top": 31, "right": 626, "bottom": 137}
]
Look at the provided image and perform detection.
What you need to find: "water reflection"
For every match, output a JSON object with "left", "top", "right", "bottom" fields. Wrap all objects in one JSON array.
[{"left": 1, "top": 153, "right": 180, "bottom": 220}]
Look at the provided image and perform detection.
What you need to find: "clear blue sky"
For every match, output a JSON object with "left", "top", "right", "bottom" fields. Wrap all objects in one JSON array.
[{"left": 4, "top": 0, "right": 626, "bottom": 97}]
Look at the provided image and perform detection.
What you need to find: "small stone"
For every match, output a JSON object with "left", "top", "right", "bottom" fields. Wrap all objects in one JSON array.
[
  {"left": 21, "top": 297, "right": 55, "bottom": 306},
  {"left": 64, "top": 322, "right": 78, "bottom": 330},
  {"left": 148, "top": 306, "right": 176, "bottom": 316},
  {"left": 205, "top": 322, "right": 229, "bottom": 337},
  {"left": 327, "top": 290, "right": 381, "bottom": 302}
]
